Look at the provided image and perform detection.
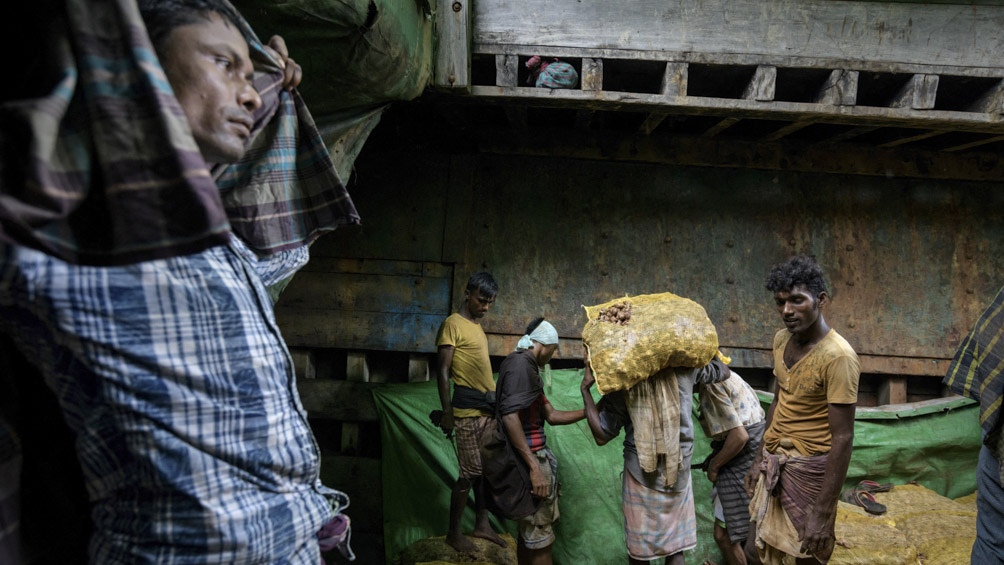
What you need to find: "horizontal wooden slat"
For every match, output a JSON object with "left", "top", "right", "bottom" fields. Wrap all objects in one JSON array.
[
  {"left": 474, "top": 0, "right": 1004, "bottom": 71},
  {"left": 298, "top": 379, "right": 381, "bottom": 421},
  {"left": 468, "top": 85, "right": 1004, "bottom": 134}
]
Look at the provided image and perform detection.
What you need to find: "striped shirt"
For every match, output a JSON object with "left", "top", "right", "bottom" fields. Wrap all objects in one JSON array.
[{"left": 0, "top": 236, "right": 347, "bottom": 563}]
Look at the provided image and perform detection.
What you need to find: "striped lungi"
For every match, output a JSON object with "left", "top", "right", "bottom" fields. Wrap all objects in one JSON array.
[
  {"left": 622, "top": 470, "right": 696, "bottom": 560},
  {"left": 713, "top": 420, "right": 766, "bottom": 543}
]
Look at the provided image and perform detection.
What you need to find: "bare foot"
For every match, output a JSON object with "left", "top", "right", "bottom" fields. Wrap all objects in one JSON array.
[
  {"left": 445, "top": 533, "right": 478, "bottom": 553},
  {"left": 702, "top": 560, "right": 719, "bottom": 565},
  {"left": 472, "top": 527, "right": 507, "bottom": 548}
]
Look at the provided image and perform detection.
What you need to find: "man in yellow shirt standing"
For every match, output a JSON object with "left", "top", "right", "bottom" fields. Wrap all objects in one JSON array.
[
  {"left": 744, "top": 256, "right": 860, "bottom": 565},
  {"left": 436, "top": 272, "right": 505, "bottom": 552}
]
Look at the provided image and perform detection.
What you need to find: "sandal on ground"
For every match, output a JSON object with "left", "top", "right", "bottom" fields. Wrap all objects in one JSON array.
[
  {"left": 841, "top": 488, "right": 887, "bottom": 515},
  {"left": 857, "top": 479, "right": 894, "bottom": 493}
]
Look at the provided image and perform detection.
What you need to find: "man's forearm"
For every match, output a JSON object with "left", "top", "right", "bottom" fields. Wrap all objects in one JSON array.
[
  {"left": 436, "top": 373, "right": 452, "bottom": 412},
  {"left": 502, "top": 412, "right": 536, "bottom": 469},
  {"left": 710, "top": 425, "right": 748, "bottom": 472},
  {"left": 547, "top": 409, "right": 584, "bottom": 425}
]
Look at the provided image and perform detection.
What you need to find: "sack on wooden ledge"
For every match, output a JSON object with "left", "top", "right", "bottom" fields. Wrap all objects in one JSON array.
[{"left": 582, "top": 292, "right": 719, "bottom": 395}]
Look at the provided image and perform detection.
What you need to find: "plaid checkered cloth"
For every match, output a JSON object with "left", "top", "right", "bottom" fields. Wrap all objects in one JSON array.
[
  {"left": 945, "top": 284, "right": 1004, "bottom": 442},
  {"left": 0, "top": 0, "right": 358, "bottom": 266}
]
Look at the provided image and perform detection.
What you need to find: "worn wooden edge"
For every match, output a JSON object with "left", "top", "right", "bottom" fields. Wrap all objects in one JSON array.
[
  {"left": 472, "top": 44, "right": 1004, "bottom": 79},
  {"left": 467, "top": 85, "right": 1004, "bottom": 134}
]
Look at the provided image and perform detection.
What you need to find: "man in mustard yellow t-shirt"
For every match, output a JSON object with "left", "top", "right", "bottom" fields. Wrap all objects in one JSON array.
[
  {"left": 744, "top": 256, "right": 860, "bottom": 565},
  {"left": 435, "top": 272, "right": 505, "bottom": 552}
]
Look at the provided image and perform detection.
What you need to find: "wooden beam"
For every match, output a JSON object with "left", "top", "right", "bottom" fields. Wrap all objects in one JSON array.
[
  {"left": 581, "top": 58, "right": 603, "bottom": 91},
  {"left": 471, "top": 0, "right": 1004, "bottom": 70},
  {"left": 639, "top": 113, "right": 669, "bottom": 135},
  {"left": 764, "top": 121, "right": 812, "bottom": 142},
  {"left": 342, "top": 352, "right": 370, "bottom": 452},
  {"left": 290, "top": 348, "right": 316, "bottom": 380},
  {"left": 409, "top": 354, "right": 431, "bottom": 382},
  {"left": 434, "top": 0, "right": 471, "bottom": 91},
  {"left": 814, "top": 70, "right": 858, "bottom": 106},
  {"left": 878, "top": 376, "right": 909, "bottom": 405},
  {"left": 467, "top": 84, "right": 1004, "bottom": 134},
  {"left": 943, "top": 134, "right": 1004, "bottom": 152},
  {"left": 967, "top": 80, "right": 1004, "bottom": 114},
  {"left": 299, "top": 379, "right": 381, "bottom": 422},
  {"left": 889, "top": 74, "right": 940, "bottom": 110},
  {"left": 703, "top": 117, "right": 740, "bottom": 138},
  {"left": 661, "top": 62, "right": 688, "bottom": 97},
  {"left": 877, "top": 130, "right": 946, "bottom": 148},
  {"left": 826, "top": 126, "right": 878, "bottom": 143},
  {"left": 495, "top": 54, "right": 519, "bottom": 87},
  {"left": 743, "top": 65, "right": 777, "bottom": 102}
]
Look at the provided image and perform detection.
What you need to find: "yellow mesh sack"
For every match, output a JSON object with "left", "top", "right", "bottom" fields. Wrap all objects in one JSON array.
[{"left": 582, "top": 292, "right": 719, "bottom": 395}]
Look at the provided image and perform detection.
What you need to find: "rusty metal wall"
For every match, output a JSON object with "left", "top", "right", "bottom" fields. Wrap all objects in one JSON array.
[{"left": 306, "top": 149, "right": 1004, "bottom": 374}]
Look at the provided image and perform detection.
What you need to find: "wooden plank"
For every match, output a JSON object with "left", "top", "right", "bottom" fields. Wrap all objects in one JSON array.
[
  {"left": 764, "top": 121, "right": 812, "bottom": 142},
  {"left": 814, "top": 69, "right": 858, "bottom": 106},
  {"left": 703, "top": 117, "right": 740, "bottom": 138},
  {"left": 289, "top": 348, "right": 316, "bottom": 380},
  {"left": 472, "top": 0, "right": 1004, "bottom": 70},
  {"left": 434, "top": 0, "right": 471, "bottom": 90},
  {"left": 943, "top": 134, "right": 1004, "bottom": 152},
  {"left": 639, "top": 113, "right": 669, "bottom": 135},
  {"left": 475, "top": 43, "right": 1004, "bottom": 79},
  {"left": 343, "top": 353, "right": 369, "bottom": 452},
  {"left": 299, "top": 379, "right": 381, "bottom": 422},
  {"left": 467, "top": 85, "right": 1004, "bottom": 134},
  {"left": 878, "top": 376, "right": 909, "bottom": 405},
  {"left": 409, "top": 354, "right": 431, "bottom": 382},
  {"left": 278, "top": 309, "right": 447, "bottom": 352},
  {"left": 877, "top": 130, "right": 946, "bottom": 148},
  {"left": 888, "top": 74, "right": 940, "bottom": 110},
  {"left": 967, "top": 80, "right": 1004, "bottom": 114},
  {"left": 581, "top": 58, "right": 603, "bottom": 91},
  {"left": 743, "top": 65, "right": 776, "bottom": 102},
  {"left": 661, "top": 62, "right": 688, "bottom": 97},
  {"left": 495, "top": 54, "right": 519, "bottom": 87},
  {"left": 575, "top": 109, "right": 595, "bottom": 130},
  {"left": 827, "top": 126, "right": 878, "bottom": 143}
]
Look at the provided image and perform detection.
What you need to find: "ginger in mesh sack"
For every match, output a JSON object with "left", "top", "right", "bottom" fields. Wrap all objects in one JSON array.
[{"left": 582, "top": 292, "right": 720, "bottom": 395}]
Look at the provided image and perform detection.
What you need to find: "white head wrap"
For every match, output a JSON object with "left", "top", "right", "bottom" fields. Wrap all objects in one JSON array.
[{"left": 516, "top": 320, "right": 559, "bottom": 350}]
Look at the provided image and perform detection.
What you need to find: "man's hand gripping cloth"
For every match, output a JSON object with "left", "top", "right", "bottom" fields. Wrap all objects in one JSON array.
[
  {"left": 749, "top": 447, "right": 830, "bottom": 563},
  {"left": 627, "top": 367, "right": 682, "bottom": 489},
  {"left": 0, "top": 0, "right": 358, "bottom": 266}
]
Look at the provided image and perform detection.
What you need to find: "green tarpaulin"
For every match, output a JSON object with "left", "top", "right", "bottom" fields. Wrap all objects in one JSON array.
[{"left": 374, "top": 370, "right": 981, "bottom": 564}]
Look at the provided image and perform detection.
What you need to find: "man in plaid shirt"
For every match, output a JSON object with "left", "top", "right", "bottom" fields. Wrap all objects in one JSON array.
[{"left": 0, "top": 0, "right": 357, "bottom": 562}]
